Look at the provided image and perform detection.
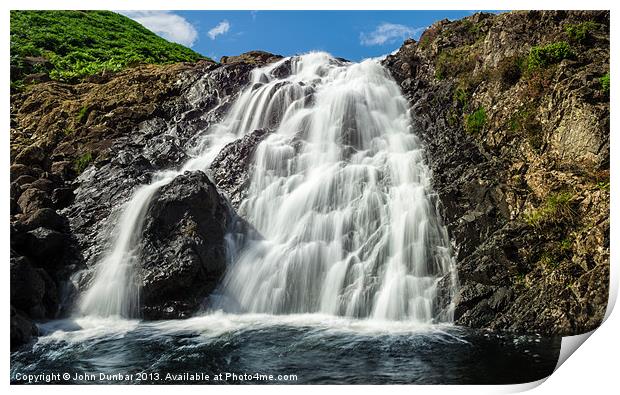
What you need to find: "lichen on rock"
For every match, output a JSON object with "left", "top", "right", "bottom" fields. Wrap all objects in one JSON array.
[{"left": 383, "top": 10, "right": 609, "bottom": 335}]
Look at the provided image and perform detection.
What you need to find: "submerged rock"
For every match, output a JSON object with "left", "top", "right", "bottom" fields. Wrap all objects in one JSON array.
[{"left": 139, "top": 171, "right": 251, "bottom": 319}]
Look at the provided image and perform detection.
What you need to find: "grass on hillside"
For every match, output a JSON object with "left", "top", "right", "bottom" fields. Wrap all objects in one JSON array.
[{"left": 10, "top": 10, "right": 207, "bottom": 86}]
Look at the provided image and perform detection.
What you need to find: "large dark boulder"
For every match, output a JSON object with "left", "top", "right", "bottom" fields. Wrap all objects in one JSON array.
[
  {"left": 11, "top": 306, "right": 38, "bottom": 351},
  {"left": 17, "top": 187, "right": 51, "bottom": 215},
  {"left": 24, "top": 227, "right": 67, "bottom": 264},
  {"left": 19, "top": 207, "right": 66, "bottom": 232},
  {"left": 139, "top": 170, "right": 253, "bottom": 319},
  {"left": 10, "top": 253, "right": 45, "bottom": 317},
  {"left": 210, "top": 128, "right": 271, "bottom": 208}
]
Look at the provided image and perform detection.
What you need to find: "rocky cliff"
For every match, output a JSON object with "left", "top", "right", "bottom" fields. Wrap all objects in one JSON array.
[
  {"left": 9, "top": 52, "right": 277, "bottom": 348},
  {"left": 10, "top": 10, "right": 610, "bottom": 349},
  {"left": 383, "top": 10, "right": 609, "bottom": 335}
]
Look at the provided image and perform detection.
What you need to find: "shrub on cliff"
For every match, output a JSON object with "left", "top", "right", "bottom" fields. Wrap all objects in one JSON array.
[
  {"left": 464, "top": 107, "right": 487, "bottom": 134},
  {"left": 523, "top": 191, "right": 577, "bottom": 229},
  {"left": 10, "top": 11, "right": 206, "bottom": 85},
  {"left": 565, "top": 21, "right": 599, "bottom": 43},
  {"left": 73, "top": 152, "right": 93, "bottom": 174},
  {"left": 526, "top": 41, "right": 574, "bottom": 71},
  {"left": 600, "top": 72, "right": 610, "bottom": 93}
]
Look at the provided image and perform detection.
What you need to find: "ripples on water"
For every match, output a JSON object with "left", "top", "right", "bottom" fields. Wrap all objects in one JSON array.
[{"left": 11, "top": 313, "right": 560, "bottom": 384}]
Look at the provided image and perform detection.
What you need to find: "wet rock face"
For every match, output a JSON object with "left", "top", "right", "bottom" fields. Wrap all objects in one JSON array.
[
  {"left": 210, "top": 128, "right": 271, "bottom": 209},
  {"left": 384, "top": 10, "right": 609, "bottom": 335},
  {"left": 10, "top": 251, "right": 58, "bottom": 321},
  {"left": 139, "top": 171, "right": 246, "bottom": 319},
  {"left": 11, "top": 306, "right": 38, "bottom": 351},
  {"left": 10, "top": 50, "right": 281, "bottom": 345},
  {"left": 54, "top": 60, "right": 269, "bottom": 320}
]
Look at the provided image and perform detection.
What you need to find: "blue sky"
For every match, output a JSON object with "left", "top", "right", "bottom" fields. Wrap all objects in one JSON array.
[{"left": 120, "top": 10, "right": 492, "bottom": 61}]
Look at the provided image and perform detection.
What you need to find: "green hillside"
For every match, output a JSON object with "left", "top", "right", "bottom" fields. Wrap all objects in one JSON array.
[{"left": 10, "top": 10, "right": 207, "bottom": 85}]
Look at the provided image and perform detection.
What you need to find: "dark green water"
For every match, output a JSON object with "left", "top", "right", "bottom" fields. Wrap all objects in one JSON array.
[{"left": 10, "top": 313, "right": 560, "bottom": 384}]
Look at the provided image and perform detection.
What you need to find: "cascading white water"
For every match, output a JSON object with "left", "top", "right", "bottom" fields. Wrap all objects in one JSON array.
[
  {"left": 79, "top": 52, "right": 456, "bottom": 323},
  {"left": 77, "top": 55, "right": 322, "bottom": 318},
  {"left": 78, "top": 175, "right": 172, "bottom": 317},
  {"left": 217, "top": 53, "right": 456, "bottom": 322}
]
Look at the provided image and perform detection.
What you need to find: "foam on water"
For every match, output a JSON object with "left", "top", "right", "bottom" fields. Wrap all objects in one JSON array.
[{"left": 34, "top": 313, "right": 466, "bottom": 349}]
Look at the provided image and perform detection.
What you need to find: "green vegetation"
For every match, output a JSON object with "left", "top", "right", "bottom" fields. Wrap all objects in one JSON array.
[
  {"left": 523, "top": 191, "right": 576, "bottom": 228},
  {"left": 514, "top": 273, "right": 528, "bottom": 287},
  {"left": 76, "top": 105, "right": 90, "bottom": 123},
  {"left": 565, "top": 21, "right": 598, "bottom": 43},
  {"left": 508, "top": 106, "right": 544, "bottom": 152},
  {"left": 462, "top": 19, "right": 484, "bottom": 38},
  {"left": 538, "top": 252, "right": 560, "bottom": 270},
  {"left": 74, "top": 152, "right": 93, "bottom": 173},
  {"left": 595, "top": 181, "right": 610, "bottom": 191},
  {"left": 526, "top": 41, "right": 574, "bottom": 71},
  {"left": 464, "top": 107, "right": 487, "bottom": 134},
  {"left": 418, "top": 35, "right": 432, "bottom": 49},
  {"left": 418, "top": 27, "right": 439, "bottom": 50},
  {"left": 453, "top": 86, "right": 470, "bottom": 108},
  {"left": 600, "top": 72, "right": 610, "bottom": 93},
  {"left": 10, "top": 10, "right": 206, "bottom": 84},
  {"left": 534, "top": 234, "right": 575, "bottom": 273},
  {"left": 435, "top": 46, "right": 478, "bottom": 80},
  {"left": 560, "top": 236, "right": 574, "bottom": 254}
]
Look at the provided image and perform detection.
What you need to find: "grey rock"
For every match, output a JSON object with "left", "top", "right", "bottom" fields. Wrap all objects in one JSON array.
[
  {"left": 17, "top": 188, "right": 51, "bottom": 215},
  {"left": 11, "top": 306, "right": 38, "bottom": 351},
  {"left": 10, "top": 253, "right": 46, "bottom": 317},
  {"left": 383, "top": 10, "right": 610, "bottom": 335},
  {"left": 210, "top": 128, "right": 271, "bottom": 208},
  {"left": 20, "top": 208, "right": 66, "bottom": 232}
]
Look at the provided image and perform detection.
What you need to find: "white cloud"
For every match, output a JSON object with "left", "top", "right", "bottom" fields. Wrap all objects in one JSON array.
[
  {"left": 120, "top": 11, "right": 198, "bottom": 47},
  {"left": 208, "top": 20, "right": 231, "bottom": 40},
  {"left": 360, "top": 23, "right": 425, "bottom": 46}
]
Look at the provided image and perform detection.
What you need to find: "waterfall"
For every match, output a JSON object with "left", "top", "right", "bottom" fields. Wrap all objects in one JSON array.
[
  {"left": 77, "top": 175, "right": 173, "bottom": 317},
  {"left": 78, "top": 52, "right": 456, "bottom": 323},
  {"left": 217, "top": 53, "right": 456, "bottom": 322}
]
